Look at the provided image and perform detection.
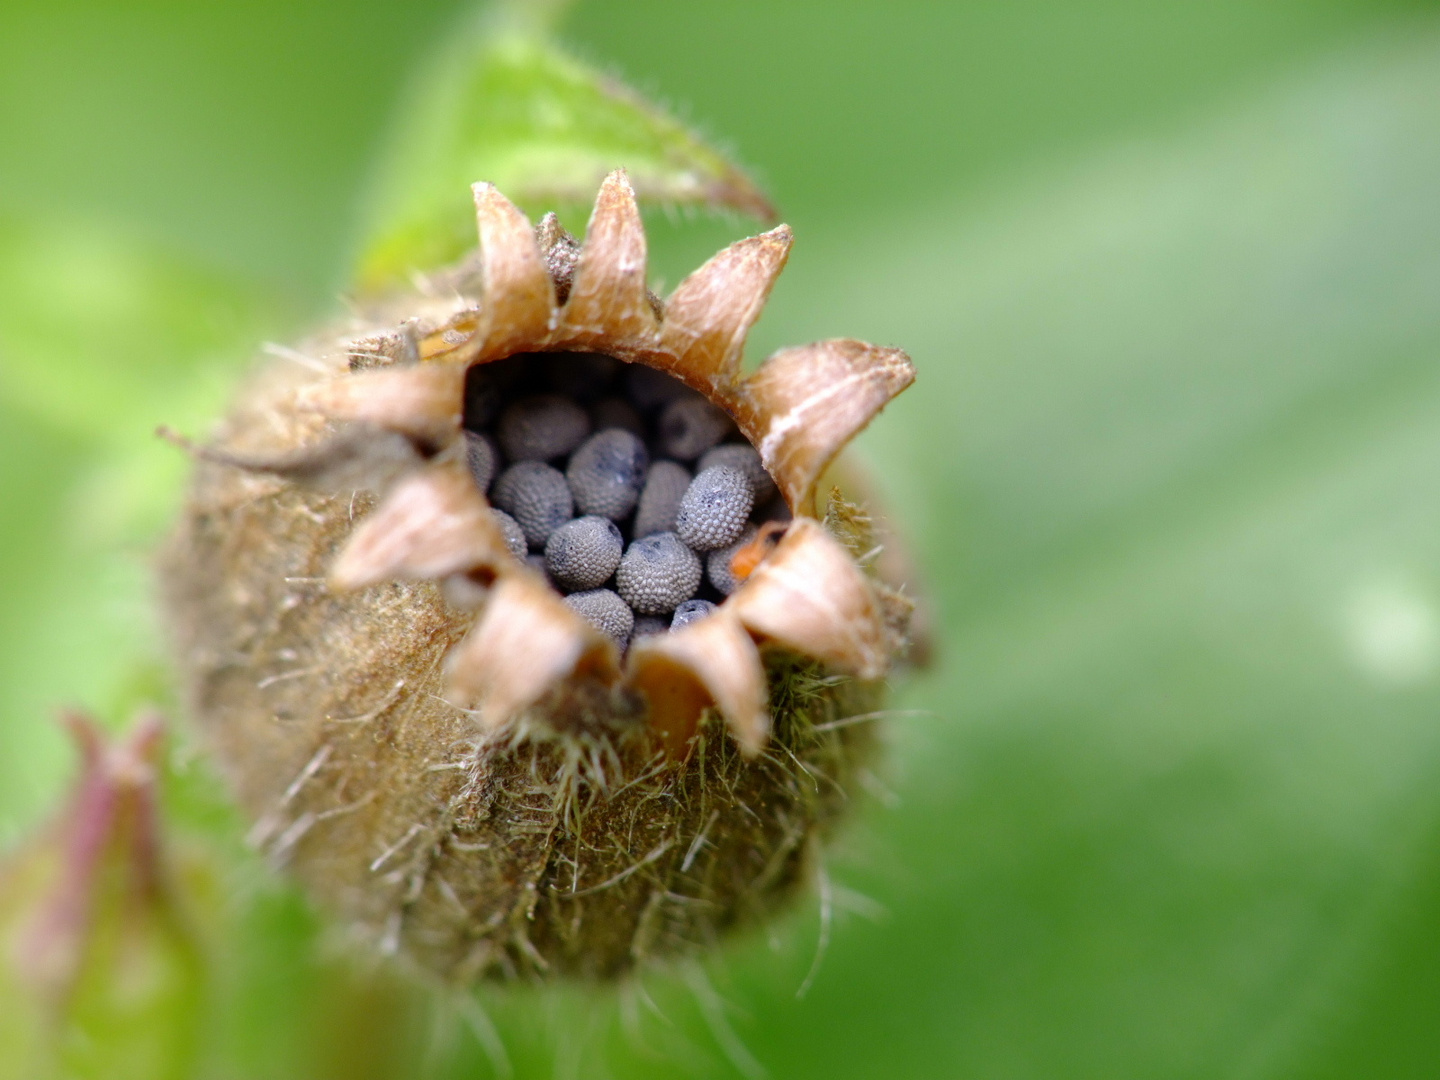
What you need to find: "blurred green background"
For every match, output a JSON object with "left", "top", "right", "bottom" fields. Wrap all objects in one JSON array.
[{"left": 6, "top": 0, "right": 1440, "bottom": 1076}]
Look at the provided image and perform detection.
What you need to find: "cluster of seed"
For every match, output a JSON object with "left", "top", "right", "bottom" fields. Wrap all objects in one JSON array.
[{"left": 462, "top": 352, "right": 787, "bottom": 648}]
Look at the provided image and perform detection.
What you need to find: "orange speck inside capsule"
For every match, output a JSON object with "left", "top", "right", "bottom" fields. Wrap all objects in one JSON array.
[{"left": 729, "top": 521, "right": 788, "bottom": 583}]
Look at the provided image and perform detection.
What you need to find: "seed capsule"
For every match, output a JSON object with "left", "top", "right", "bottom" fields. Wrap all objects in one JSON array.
[
  {"left": 675, "top": 464, "right": 754, "bottom": 550},
  {"left": 491, "top": 461, "right": 574, "bottom": 548},
  {"left": 496, "top": 393, "right": 591, "bottom": 461},
  {"left": 565, "top": 428, "right": 648, "bottom": 520},
  {"left": 615, "top": 531, "right": 702, "bottom": 614},
  {"left": 544, "top": 515, "right": 624, "bottom": 591},
  {"left": 160, "top": 172, "right": 918, "bottom": 984}
]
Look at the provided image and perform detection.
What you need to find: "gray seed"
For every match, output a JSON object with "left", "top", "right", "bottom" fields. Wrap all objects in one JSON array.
[
  {"left": 657, "top": 396, "right": 733, "bottom": 461},
  {"left": 631, "top": 616, "right": 669, "bottom": 640},
  {"left": 497, "top": 394, "right": 591, "bottom": 461},
  {"left": 464, "top": 431, "right": 499, "bottom": 493},
  {"left": 545, "top": 516, "right": 624, "bottom": 591},
  {"left": 491, "top": 462, "right": 574, "bottom": 549},
  {"left": 632, "top": 461, "right": 691, "bottom": 539},
  {"left": 707, "top": 524, "right": 756, "bottom": 596},
  {"left": 489, "top": 509, "right": 528, "bottom": 559},
  {"left": 589, "top": 396, "right": 645, "bottom": 437},
  {"left": 563, "top": 588, "right": 634, "bottom": 647},
  {"left": 697, "top": 442, "right": 775, "bottom": 504},
  {"left": 566, "top": 429, "right": 649, "bottom": 520},
  {"left": 670, "top": 599, "right": 717, "bottom": 631},
  {"left": 624, "top": 364, "right": 691, "bottom": 410},
  {"left": 675, "top": 465, "right": 754, "bottom": 551},
  {"left": 615, "top": 532, "right": 702, "bottom": 615}
]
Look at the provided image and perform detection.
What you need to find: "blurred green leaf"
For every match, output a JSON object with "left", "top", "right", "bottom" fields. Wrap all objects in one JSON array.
[{"left": 356, "top": 7, "right": 775, "bottom": 290}]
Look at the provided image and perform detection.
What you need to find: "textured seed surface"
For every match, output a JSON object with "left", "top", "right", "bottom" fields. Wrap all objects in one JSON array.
[
  {"left": 491, "top": 461, "right": 574, "bottom": 549},
  {"left": 698, "top": 442, "right": 776, "bottom": 504},
  {"left": 545, "top": 515, "right": 623, "bottom": 591},
  {"left": 632, "top": 461, "right": 691, "bottom": 539},
  {"left": 707, "top": 524, "right": 757, "bottom": 596},
  {"left": 589, "top": 396, "right": 644, "bottom": 437},
  {"left": 566, "top": 429, "right": 649, "bottom": 520},
  {"left": 675, "top": 465, "right": 754, "bottom": 551},
  {"left": 490, "top": 508, "right": 528, "bottom": 559},
  {"left": 657, "top": 396, "right": 733, "bottom": 461},
  {"left": 615, "top": 532, "right": 702, "bottom": 614},
  {"left": 631, "top": 616, "right": 669, "bottom": 639},
  {"left": 497, "top": 394, "right": 591, "bottom": 461},
  {"left": 464, "top": 431, "right": 499, "bottom": 493},
  {"left": 670, "top": 598, "right": 717, "bottom": 630},
  {"left": 563, "top": 588, "right": 634, "bottom": 645}
]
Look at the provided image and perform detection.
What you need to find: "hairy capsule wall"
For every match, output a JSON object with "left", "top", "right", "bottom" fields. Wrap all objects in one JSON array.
[{"left": 161, "top": 172, "right": 917, "bottom": 982}]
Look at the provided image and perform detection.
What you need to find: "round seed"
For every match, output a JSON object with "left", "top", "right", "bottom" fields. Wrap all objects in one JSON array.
[
  {"left": 543, "top": 351, "right": 617, "bottom": 399},
  {"left": 544, "top": 516, "right": 623, "bottom": 591},
  {"left": 675, "top": 465, "right": 754, "bottom": 551},
  {"left": 589, "top": 396, "right": 645, "bottom": 437},
  {"left": 631, "top": 616, "right": 669, "bottom": 640},
  {"left": 670, "top": 599, "right": 717, "bottom": 631},
  {"left": 707, "top": 524, "right": 756, "bottom": 596},
  {"left": 464, "top": 430, "right": 499, "bottom": 493},
  {"left": 491, "top": 462, "right": 573, "bottom": 549},
  {"left": 563, "top": 588, "right": 634, "bottom": 646},
  {"left": 497, "top": 394, "right": 591, "bottom": 461},
  {"left": 656, "top": 396, "right": 733, "bottom": 461},
  {"left": 615, "top": 532, "right": 702, "bottom": 615},
  {"left": 632, "top": 461, "right": 691, "bottom": 539},
  {"left": 624, "top": 364, "right": 691, "bottom": 410},
  {"left": 489, "top": 508, "right": 528, "bottom": 559},
  {"left": 566, "top": 429, "right": 649, "bottom": 520},
  {"left": 697, "top": 442, "right": 775, "bottom": 504}
]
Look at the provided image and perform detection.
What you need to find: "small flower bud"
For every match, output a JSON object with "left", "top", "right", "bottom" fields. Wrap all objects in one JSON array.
[
  {"left": 565, "top": 429, "right": 649, "bottom": 520},
  {"left": 562, "top": 588, "right": 634, "bottom": 646},
  {"left": 545, "top": 515, "right": 624, "bottom": 591},
  {"left": 632, "top": 460, "right": 691, "bottom": 538},
  {"left": 697, "top": 442, "right": 776, "bottom": 504},
  {"left": 670, "top": 598, "right": 717, "bottom": 630},
  {"left": 675, "top": 465, "right": 754, "bottom": 551},
  {"left": 491, "top": 461, "right": 573, "bottom": 548},
  {"left": 657, "top": 396, "right": 733, "bottom": 460},
  {"left": 463, "top": 430, "right": 499, "bottom": 493},
  {"left": 496, "top": 393, "right": 591, "bottom": 461},
  {"left": 615, "top": 531, "right": 702, "bottom": 614}
]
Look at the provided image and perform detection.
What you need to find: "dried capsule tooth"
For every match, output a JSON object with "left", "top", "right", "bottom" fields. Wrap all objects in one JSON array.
[
  {"left": 626, "top": 609, "right": 769, "bottom": 756},
  {"left": 727, "top": 517, "right": 888, "bottom": 679},
  {"left": 469, "top": 183, "right": 557, "bottom": 359},
  {"left": 733, "top": 339, "right": 915, "bottom": 514},
  {"left": 329, "top": 460, "right": 515, "bottom": 590},
  {"left": 655, "top": 225, "right": 792, "bottom": 393},
  {"left": 294, "top": 364, "right": 467, "bottom": 449},
  {"left": 347, "top": 320, "right": 420, "bottom": 371},
  {"left": 559, "top": 170, "right": 657, "bottom": 346},
  {"left": 448, "top": 574, "right": 618, "bottom": 728}
]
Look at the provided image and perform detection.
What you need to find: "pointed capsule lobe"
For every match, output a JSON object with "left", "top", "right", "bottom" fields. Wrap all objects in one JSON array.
[{"left": 560, "top": 171, "right": 657, "bottom": 346}]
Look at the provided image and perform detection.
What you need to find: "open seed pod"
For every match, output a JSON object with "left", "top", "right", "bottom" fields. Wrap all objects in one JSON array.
[{"left": 161, "top": 171, "right": 918, "bottom": 982}]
